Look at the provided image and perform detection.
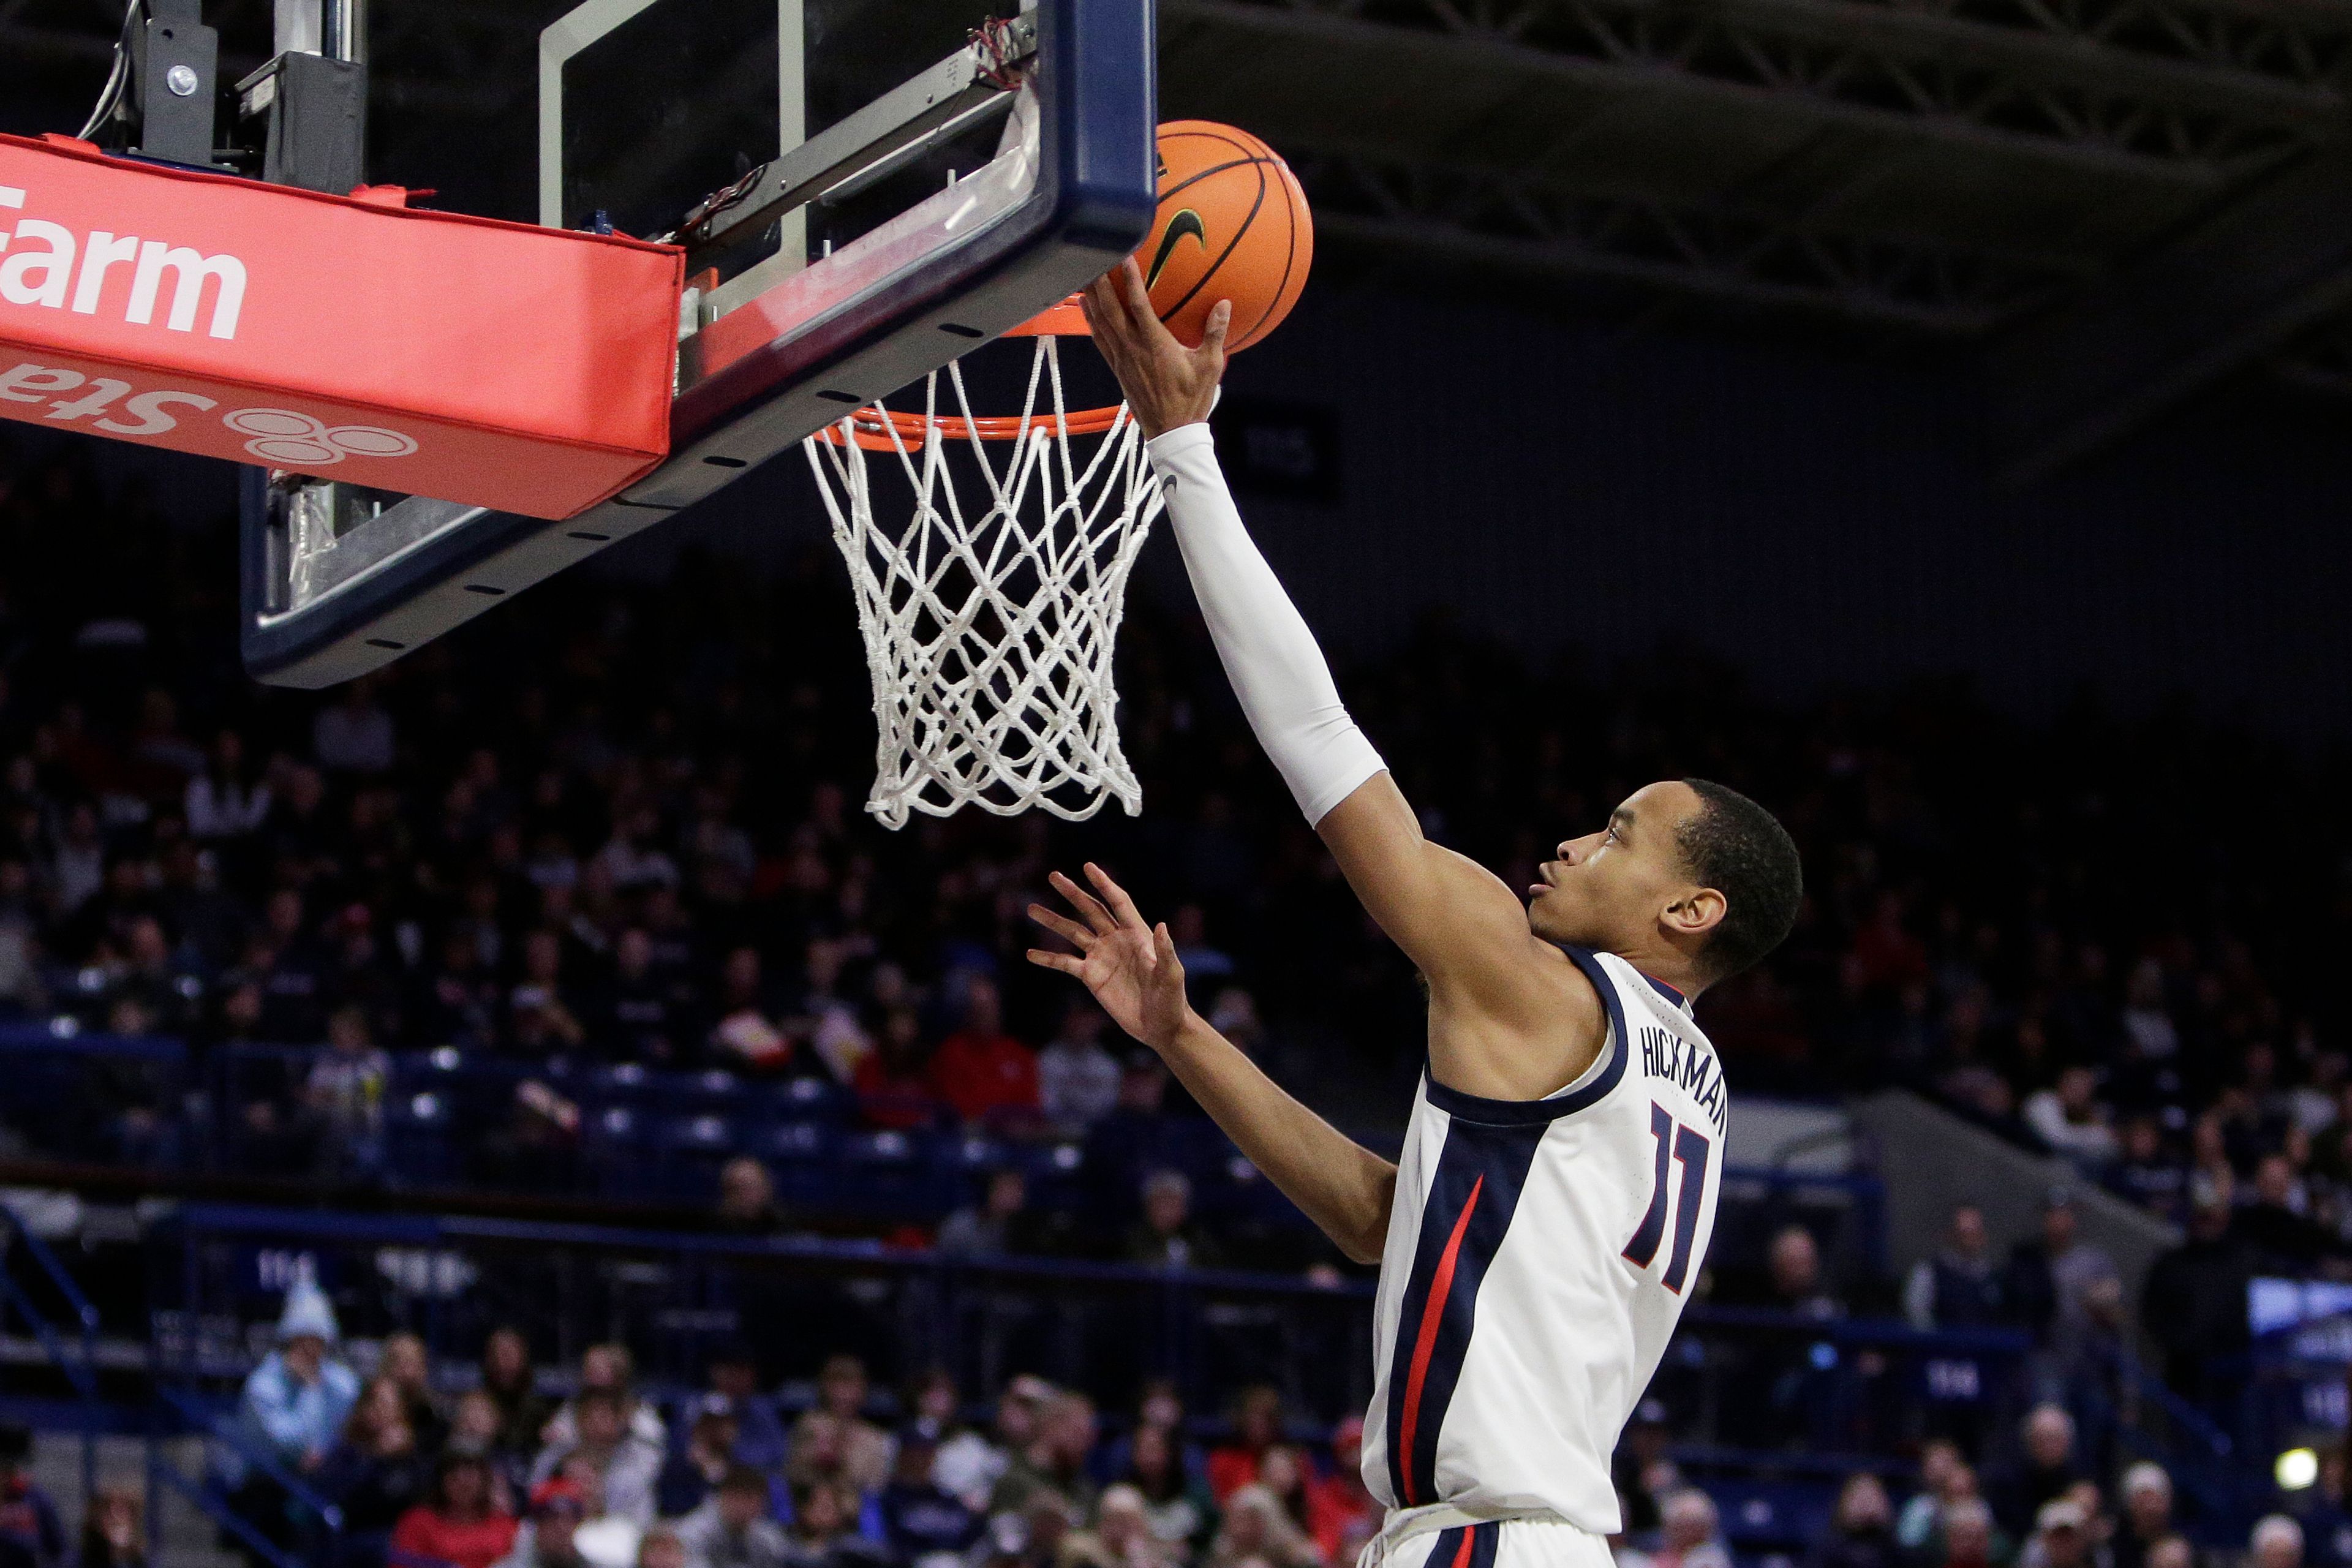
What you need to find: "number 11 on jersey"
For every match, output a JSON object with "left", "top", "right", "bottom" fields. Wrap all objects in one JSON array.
[{"left": 1623, "top": 1101, "right": 1711, "bottom": 1294}]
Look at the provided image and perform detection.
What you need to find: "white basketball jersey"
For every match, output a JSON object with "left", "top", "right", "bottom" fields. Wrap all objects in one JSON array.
[{"left": 1360, "top": 946, "right": 1728, "bottom": 1534}]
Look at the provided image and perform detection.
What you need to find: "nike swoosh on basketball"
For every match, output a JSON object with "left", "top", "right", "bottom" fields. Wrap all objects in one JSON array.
[{"left": 1145, "top": 209, "right": 1208, "bottom": 289}]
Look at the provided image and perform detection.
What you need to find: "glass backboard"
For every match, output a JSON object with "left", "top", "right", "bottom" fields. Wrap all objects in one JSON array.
[{"left": 242, "top": 0, "right": 1155, "bottom": 688}]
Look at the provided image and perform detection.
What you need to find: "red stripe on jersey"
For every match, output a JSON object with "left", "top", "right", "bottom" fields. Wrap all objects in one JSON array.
[{"left": 1396, "top": 1174, "right": 1484, "bottom": 1505}]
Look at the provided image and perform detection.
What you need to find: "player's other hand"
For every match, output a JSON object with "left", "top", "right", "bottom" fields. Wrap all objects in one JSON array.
[
  {"left": 1027, "top": 862, "right": 1193, "bottom": 1052},
  {"left": 1081, "top": 258, "right": 1230, "bottom": 441}
]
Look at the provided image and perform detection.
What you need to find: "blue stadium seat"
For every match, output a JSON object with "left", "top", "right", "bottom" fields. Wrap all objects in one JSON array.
[
  {"left": 1709, "top": 1479, "right": 1837, "bottom": 1553},
  {"left": 758, "top": 1120, "right": 837, "bottom": 1207},
  {"left": 657, "top": 1112, "right": 740, "bottom": 1200},
  {"left": 835, "top": 1129, "right": 944, "bottom": 1219}
]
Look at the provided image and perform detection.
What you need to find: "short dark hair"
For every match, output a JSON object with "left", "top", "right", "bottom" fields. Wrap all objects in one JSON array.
[{"left": 1676, "top": 779, "right": 1803, "bottom": 981}]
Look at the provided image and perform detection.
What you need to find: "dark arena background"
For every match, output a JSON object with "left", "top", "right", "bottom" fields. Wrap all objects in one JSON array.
[{"left": 6, "top": 4, "right": 2352, "bottom": 1568}]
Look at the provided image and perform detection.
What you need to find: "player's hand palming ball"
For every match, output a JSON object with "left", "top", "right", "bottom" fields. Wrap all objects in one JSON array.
[{"left": 1137, "top": 121, "right": 1314, "bottom": 352}]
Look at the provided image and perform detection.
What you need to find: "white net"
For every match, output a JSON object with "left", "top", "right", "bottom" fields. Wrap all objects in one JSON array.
[{"left": 801, "top": 336, "right": 1163, "bottom": 828}]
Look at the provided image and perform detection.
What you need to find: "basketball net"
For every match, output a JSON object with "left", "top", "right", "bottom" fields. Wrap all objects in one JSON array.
[{"left": 802, "top": 335, "right": 1163, "bottom": 827}]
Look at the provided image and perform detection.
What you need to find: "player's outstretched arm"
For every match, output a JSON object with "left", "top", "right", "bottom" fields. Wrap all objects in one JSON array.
[
  {"left": 1028, "top": 864, "right": 1398, "bottom": 1265},
  {"left": 1083, "top": 264, "right": 1558, "bottom": 1005}
]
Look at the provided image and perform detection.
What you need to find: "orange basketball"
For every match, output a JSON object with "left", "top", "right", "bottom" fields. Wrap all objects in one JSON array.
[{"left": 1139, "top": 121, "right": 1314, "bottom": 353}]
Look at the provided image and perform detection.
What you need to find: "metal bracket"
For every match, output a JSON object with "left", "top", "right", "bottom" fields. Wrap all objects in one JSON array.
[
  {"left": 674, "top": 15, "right": 1039, "bottom": 265},
  {"left": 131, "top": 0, "right": 221, "bottom": 168}
]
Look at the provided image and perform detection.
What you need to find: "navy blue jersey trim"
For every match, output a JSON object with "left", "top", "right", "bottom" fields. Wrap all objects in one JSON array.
[
  {"left": 1636, "top": 969, "right": 1688, "bottom": 1011},
  {"left": 1422, "top": 945, "right": 1629, "bottom": 1126},
  {"left": 1422, "top": 1524, "right": 1502, "bottom": 1568},
  {"left": 1384, "top": 1123, "right": 1548, "bottom": 1507}
]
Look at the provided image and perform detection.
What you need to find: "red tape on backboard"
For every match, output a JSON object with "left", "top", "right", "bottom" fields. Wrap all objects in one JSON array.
[{"left": 0, "top": 133, "right": 682, "bottom": 521}]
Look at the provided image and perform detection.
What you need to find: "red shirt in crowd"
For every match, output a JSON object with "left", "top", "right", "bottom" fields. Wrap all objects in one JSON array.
[
  {"left": 928, "top": 1029, "right": 1040, "bottom": 1124},
  {"left": 854, "top": 1054, "right": 943, "bottom": 1131},
  {"left": 389, "top": 1504, "right": 518, "bottom": 1568}
]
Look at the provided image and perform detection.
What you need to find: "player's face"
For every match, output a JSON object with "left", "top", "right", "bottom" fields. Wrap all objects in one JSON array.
[{"left": 1526, "top": 782, "right": 1706, "bottom": 949}]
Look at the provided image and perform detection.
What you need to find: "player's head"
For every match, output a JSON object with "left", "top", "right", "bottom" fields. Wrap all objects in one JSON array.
[{"left": 1527, "top": 778, "right": 1802, "bottom": 989}]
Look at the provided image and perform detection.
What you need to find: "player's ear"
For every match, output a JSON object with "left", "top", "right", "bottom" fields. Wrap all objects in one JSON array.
[{"left": 1662, "top": 887, "right": 1726, "bottom": 941}]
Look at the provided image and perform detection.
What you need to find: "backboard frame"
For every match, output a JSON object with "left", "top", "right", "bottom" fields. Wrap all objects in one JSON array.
[{"left": 241, "top": 0, "right": 1155, "bottom": 688}]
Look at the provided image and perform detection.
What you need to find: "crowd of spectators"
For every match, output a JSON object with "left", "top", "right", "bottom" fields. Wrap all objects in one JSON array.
[
  {"left": 212, "top": 1271, "right": 1385, "bottom": 1568},
  {"left": 2, "top": 418, "right": 2351, "bottom": 1566}
]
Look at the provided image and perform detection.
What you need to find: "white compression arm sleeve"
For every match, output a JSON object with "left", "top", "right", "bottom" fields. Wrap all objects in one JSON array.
[{"left": 1147, "top": 423, "right": 1385, "bottom": 826}]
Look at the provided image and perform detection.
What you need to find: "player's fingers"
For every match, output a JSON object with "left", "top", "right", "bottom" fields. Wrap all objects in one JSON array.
[
  {"left": 1196, "top": 300, "right": 1233, "bottom": 368},
  {"left": 1048, "top": 869, "right": 1119, "bottom": 935},
  {"left": 1025, "top": 949, "right": 1084, "bottom": 977},
  {"left": 1026, "top": 904, "right": 1095, "bottom": 949},
  {"left": 1114, "top": 258, "right": 1163, "bottom": 339},
  {"left": 1083, "top": 862, "right": 1148, "bottom": 930},
  {"left": 1153, "top": 922, "right": 1185, "bottom": 976}
]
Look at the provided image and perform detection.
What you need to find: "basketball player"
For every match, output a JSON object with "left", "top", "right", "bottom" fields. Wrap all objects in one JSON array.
[{"left": 1025, "top": 260, "right": 1804, "bottom": 1568}]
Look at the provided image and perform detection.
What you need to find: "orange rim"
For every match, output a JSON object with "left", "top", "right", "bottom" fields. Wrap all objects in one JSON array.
[
  {"left": 819, "top": 293, "right": 1120, "bottom": 448},
  {"left": 819, "top": 403, "right": 1126, "bottom": 451}
]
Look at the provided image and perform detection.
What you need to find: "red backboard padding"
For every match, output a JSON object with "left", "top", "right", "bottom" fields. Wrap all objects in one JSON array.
[{"left": 0, "top": 133, "right": 683, "bottom": 521}]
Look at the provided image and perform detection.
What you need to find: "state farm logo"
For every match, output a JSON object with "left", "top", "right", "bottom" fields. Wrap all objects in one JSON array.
[
  {"left": 1, "top": 361, "right": 421, "bottom": 469},
  {"left": 224, "top": 409, "right": 418, "bottom": 466},
  {"left": 0, "top": 184, "right": 247, "bottom": 341}
]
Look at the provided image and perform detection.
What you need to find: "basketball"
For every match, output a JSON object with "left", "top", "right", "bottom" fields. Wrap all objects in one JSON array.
[{"left": 1139, "top": 120, "right": 1315, "bottom": 353}]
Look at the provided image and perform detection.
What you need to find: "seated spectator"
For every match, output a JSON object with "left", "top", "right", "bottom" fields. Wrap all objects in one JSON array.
[
  {"left": 380, "top": 1330, "right": 449, "bottom": 1455},
  {"left": 2107, "top": 1119, "right": 2186, "bottom": 1223},
  {"left": 1255, "top": 1446, "right": 1315, "bottom": 1547},
  {"left": 2255, "top": 1519, "right": 2308, "bottom": 1568},
  {"left": 709, "top": 948, "right": 791, "bottom": 1075},
  {"left": 937, "top": 1379, "right": 1042, "bottom": 1515},
  {"left": 2239, "top": 1154, "right": 2339, "bottom": 1272},
  {"left": 1118, "top": 1422, "right": 1214, "bottom": 1561},
  {"left": 481, "top": 1328, "right": 553, "bottom": 1464},
  {"left": 854, "top": 1011, "right": 941, "bottom": 1133},
  {"left": 1168, "top": 906, "right": 1234, "bottom": 986},
  {"left": 2023, "top": 1498, "right": 2096, "bottom": 1568},
  {"left": 1036, "top": 1002, "right": 1122, "bottom": 1137},
  {"left": 543, "top": 1344, "right": 668, "bottom": 1453},
  {"left": 589, "top": 928, "right": 684, "bottom": 1066},
  {"left": 1206, "top": 1385, "right": 1283, "bottom": 1503},
  {"left": 1613, "top": 1400, "right": 1677, "bottom": 1539},
  {"left": 1125, "top": 1171, "right": 1223, "bottom": 1272},
  {"left": 508, "top": 929, "right": 588, "bottom": 1056},
  {"left": 790, "top": 1355, "right": 894, "bottom": 1497},
  {"left": 0, "top": 1424, "right": 62, "bottom": 1568},
  {"left": 2144, "top": 1540, "right": 2193, "bottom": 1568},
  {"left": 2111, "top": 1466, "right": 2173, "bottom": 1568},
  {"left": 1654, "top": 1491, "right": 1732, "bottom": 1568},
  {"left": 229, "top": 1273, "right": 360, "bottom": 1555},
  {"left": 1204, "top": 1483, "right": 1319, "bottom": 1568},
  {"left": 450, "top": 1390, "right": 527, "bottom": 1509},
  {"left": 1814, "top": 1474, "right": 1898, "bottom": 1568},
  {"left": 782, "top": 1480, "right": 884, "bottom": 1568},
  {"left": 1307, "top": 1416, "right": 1379, "bottom": 1567},
  {"left": 929, "top": 976, "right": 1040, "bottom": 1129},
  {"left": 704, "top": 1342, "right": 788, "bottom": 1471},
  {"left": 676, "top": 1466, "right": 790, "bottom": 1568},
  {"left": 317, "top": 1378, "right": 433, "bottom": 1544},
  {"left": 1898, "top": 1442, "right": 1980, "bottom": 1559},
  {"left": 641, "top": 1526, "right": 689, "bottom": 1568},
  {"left": 1904, "top": 1205, "right": 2010, "bottom": 1330},
  {"left": 530, "top": 1388, "right": 662, "bottom": 1528},
  {"left": 880, "top": 1432, "right": 979, "bottom": 1566},
  {"left": 937, "top": 1169, "right": 1052, "bottom": 1259},
  {"left": 393, "top": 1452, "right": 520, "bottom": 1568},
  {"left": 304, "top": 1005, "right": 391, "bottom": 1184},
  {"left": 2025, "top": 1067, "right": 2120, "bottom": 1174},
  {"left": 495, "top": 1479, "right": 592, "bottom": 1568},
  {"left": 712, "top": 1158, "right": 794, "bottom": 1239},
  {"left": 992, "top": 1392, "right": 1098, "bottom": 1520},
  {"left": 1939, "top": 1501, "right": 2007, "bottom": 1568},
  {"left": 658, "top": 1407, "right": 744, "bottom": 1521},
  {"left": 74, "top": 1483, "right": 144, "bottom": 1568},
  {"left": 1656, "top": 1495, "right": 1731, "bottom": 1568},
  {"left": 2141, "top": 1186, "right": 2255, "bottom": 1408},
  {"left": 1987, "top": 1406, "right": 2082, "bottom": 1539},
  {"left": 2006, "top": 1193, "right": 2116, "bottom": 1351},
  {"left": 1064, "top": 1485, "right": 1172, "bottom": 1568}
]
